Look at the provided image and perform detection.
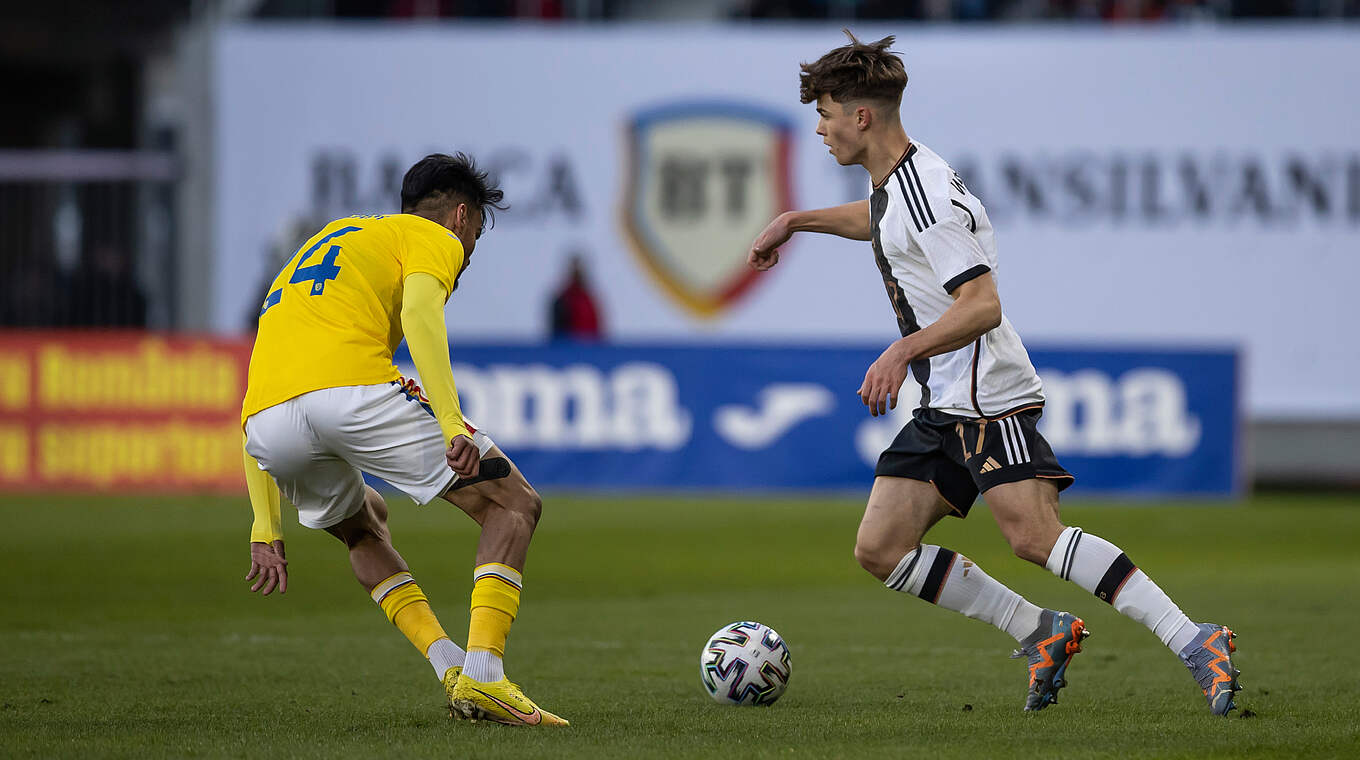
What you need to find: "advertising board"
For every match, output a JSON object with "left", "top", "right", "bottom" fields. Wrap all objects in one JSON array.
[
  {"left": 0, "top": 333, "right": 250, "bottom": 492},
  {"left": 395, "top": 343, "right": 1240, "bottom": 495},
  {"left": 214, "top": 26, "right": 1359, "bottom": 419},
  {"left": 0, "top": 334, "right": 1236, "bottom": 496}
]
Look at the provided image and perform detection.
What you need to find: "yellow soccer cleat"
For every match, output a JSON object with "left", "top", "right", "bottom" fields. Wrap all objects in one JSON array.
[
  {"left": 449, "top": 673, "right": 569, "bottom": 727},
  {"left": 441, "top": 665, "right": 464, "bottom": 717}
]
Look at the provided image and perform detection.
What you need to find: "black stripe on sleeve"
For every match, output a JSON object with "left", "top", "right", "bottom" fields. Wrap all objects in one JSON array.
[
  {"left": 951, "top": 199, "right": 977, "bottom": 232},
  {"left": 1094, "top": 553, "right": 1137, "bottom": 604},
  {"left": 897, "top": 168, "right": 931, "bottom": 233},
  {"left": 906, "top": 158, "right": 938, "bottom": 225},
  {"left": 942, "top": 264, "right": 991, "bottom": 294},
  {"left": 893, "top": 171, "right": 924, "bottom": 233},
  {"left": 917, "top": 549, "right": 957, "bottom": 604}
]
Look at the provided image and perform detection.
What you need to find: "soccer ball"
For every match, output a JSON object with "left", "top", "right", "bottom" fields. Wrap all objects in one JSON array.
[{"left": 700, "top": 621, "right": 792, "bottom": 706}]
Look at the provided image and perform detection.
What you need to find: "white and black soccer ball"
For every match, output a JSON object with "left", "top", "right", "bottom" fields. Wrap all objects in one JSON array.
[{"left": 700, "top": 621, "right": 792, "bottom": 706}]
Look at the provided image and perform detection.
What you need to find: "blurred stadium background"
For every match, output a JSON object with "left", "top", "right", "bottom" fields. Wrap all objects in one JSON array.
[
  {"left": 2, "top": 2, "right": 1358, "bottom": 757},
  {"left": 3, "top": 0, "right": 1358, "bottom": 495}
]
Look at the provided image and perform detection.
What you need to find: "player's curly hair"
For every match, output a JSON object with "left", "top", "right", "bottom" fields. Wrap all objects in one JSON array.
[
  {"left": 400, "top": 152, "right": 508, "bottom": 231},
  {"left": 799, "top": 30, "right": 907, "bottom": 106}
]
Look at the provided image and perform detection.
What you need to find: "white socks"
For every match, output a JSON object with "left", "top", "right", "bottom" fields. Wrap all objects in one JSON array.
[
  {"left": 880, "top": 529, "right": 1203, "bottom": 655},
  {"left": 1046, "top": 526, "right": 1200, "bottom": 653},
  {"left": 426, "top": 637, "right": 465, "bottom": 679},
  {"left": 463, "top": 650, "right": 505, "bottom": 683},
  {"left": 886, "top": 545, "right": 1043, "bottom": 643}
]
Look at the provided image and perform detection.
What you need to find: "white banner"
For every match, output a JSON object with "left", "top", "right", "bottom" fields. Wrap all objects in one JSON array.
[{"left": 213, "top": 25, "right": 1360, "bottom": 418}]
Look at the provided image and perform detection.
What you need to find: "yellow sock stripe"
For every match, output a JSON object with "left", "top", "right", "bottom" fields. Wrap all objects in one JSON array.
[
  {"left": 472, "top": 562, "right": 523, "bottom": 590},
  {"left": 470, "top": 576, "right": 521, "bottom": 620},
  {"left": 379, "top": 582, "right": 429, "bottom": 625},
  {"left": 369, "top": 572, "right": 415, "bottom": 604}
]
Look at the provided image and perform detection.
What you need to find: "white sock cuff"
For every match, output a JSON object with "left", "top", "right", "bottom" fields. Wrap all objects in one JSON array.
[
  {"left": 426, "top": 637, "right": 465, "bottom": 678},
  {"left": 369, "top": 572, "right": 416, "bottom": 604},
  {"left": 884, "top": 547, "right": 923, "bottom": 592},
  {"left": 1045, "top": 526, "right": 1084, "bottom": 579},
  {"left": 463, "top": 649, "right": 505, "bottom": 683},
  {"left": 473, "top": 562, "right": 522, "bottom": 589}
]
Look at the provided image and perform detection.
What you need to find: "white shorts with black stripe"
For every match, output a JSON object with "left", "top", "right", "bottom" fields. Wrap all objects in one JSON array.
[{"left": 244, "top": 382, "right": 494, "bottom": 530}]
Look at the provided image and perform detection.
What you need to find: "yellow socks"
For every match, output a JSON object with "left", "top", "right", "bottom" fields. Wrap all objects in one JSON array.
[
  {"left": 367, "top": 565, "right": 522, "bottom": 684},
  {"left": 464, "top": 563, "right": 522, "bottom": 682},
  {"left": 370, "top": 572, "right": 464, "bottom": 678}
]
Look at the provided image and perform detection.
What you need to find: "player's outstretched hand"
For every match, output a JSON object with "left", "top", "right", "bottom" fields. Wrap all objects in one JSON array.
[
  {"left": 446, "top": 434, "right": 481, "bottom": 478},
  {"left": 246, "top": 539, "right": 288, "bottom": 595},
  {"left": 748, "top": 213, "right": 792, "bottom": 271},
  {"left": 859, "top": 339, "right": 912, "bottom": 417}
]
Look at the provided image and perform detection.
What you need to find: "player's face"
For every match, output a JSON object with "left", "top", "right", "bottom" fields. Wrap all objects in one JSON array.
[
  {"left": 450, "top": 204, "right": 484, "bottom": 293},
  {"left": 815, "top": 94, "right": 863, "bottom": 167},
  {"left": 451, "top": 203, "right": 484, "bottom": 257}
]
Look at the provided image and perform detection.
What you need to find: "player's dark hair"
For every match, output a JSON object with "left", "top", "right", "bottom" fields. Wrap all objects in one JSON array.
[
  {"left": 400, "top": 152, "right": 507, "bottom": 230},
  {"left": 799, "top": 30, "right": 907, "bottom": 107}
]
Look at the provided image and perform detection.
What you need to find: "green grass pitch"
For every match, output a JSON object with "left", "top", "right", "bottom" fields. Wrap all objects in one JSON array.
[{"left": 3, "top": 491, "right": 1358, "bottom": 758}]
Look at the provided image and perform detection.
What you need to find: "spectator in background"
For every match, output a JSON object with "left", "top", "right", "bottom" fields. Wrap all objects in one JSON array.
[
  {"left": 548, "top": 252, "right": 603, "bottom": 341},
  {"left": 1105, "top": 0, "right": 1168, "bottom": 19}
]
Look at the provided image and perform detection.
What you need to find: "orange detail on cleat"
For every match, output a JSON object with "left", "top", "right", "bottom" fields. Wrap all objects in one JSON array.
[
  {"left": 1201, "top": 628, "right": 1236, "bottom": 697},
  {"left": 1065, "top": 620, "right": 1087, "bottom": 655},
  {"left": 1027, "top": 630, "right": 1064, "bottom": 684}
]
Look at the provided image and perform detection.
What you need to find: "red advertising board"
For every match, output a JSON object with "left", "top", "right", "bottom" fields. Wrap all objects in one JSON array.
[{"left": 0, "top": 332, "right": 253, "bottom": 493}]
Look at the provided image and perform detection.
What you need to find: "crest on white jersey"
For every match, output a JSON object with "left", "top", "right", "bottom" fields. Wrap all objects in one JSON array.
[{"left": 622, "top": 101, "right": 795, "bottom": 318}]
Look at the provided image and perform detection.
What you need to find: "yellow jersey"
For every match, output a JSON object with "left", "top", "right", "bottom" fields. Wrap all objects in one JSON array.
[{"left": 241, "top": 213, "right": 465, "bottom": 426}]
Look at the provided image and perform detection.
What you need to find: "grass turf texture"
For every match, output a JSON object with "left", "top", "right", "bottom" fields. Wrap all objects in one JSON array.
[{"left": 3, "top": 492, "right": 1358, "bottom": 759}]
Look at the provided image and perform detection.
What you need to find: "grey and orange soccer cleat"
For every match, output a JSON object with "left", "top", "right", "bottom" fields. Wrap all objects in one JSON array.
[
  {"left": 1011, "top": 610, "right": 1089, "bottom": 712},
  {"left": 1180, "top": 623, "right": 1240, "bottom": 716}
]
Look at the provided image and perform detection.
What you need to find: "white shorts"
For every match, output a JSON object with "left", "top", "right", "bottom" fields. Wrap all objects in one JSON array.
[{"left": 244, "top": 382, "right": 495, "bottom": 530}]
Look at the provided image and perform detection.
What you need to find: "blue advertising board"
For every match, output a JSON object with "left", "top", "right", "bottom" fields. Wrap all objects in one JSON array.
[{"left": 392, "top": 343, "right": 1240, "bottom": 496}]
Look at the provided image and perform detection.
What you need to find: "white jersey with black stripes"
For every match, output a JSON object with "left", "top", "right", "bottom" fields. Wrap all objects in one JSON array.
[{"left": 868, "top": 140, "right": 1044, "bottom": 418}]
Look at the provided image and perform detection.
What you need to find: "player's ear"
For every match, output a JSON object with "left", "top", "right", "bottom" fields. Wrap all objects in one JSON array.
[{"left": 856, "top": 105, "right": 872, "bottom": 131}]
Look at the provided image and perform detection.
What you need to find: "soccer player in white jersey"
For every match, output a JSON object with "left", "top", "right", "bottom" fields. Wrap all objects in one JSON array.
[{"left": 748, "top": 32, "right": 1241, "bottom": 715}]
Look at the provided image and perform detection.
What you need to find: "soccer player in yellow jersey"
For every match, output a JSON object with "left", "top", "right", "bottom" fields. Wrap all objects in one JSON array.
[{"left": 240, "top": 153, "right": 567, "bottom": 727}]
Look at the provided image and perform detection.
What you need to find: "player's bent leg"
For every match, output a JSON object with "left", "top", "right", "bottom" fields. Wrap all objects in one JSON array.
[
  {"left": 980, "top": 478, "right": 1066, "bottom": 566},
  {"left": 979, "top": 479, "right": 1094, "bottom": 711},
  {"left": 440, "top": 448, "right": 566, "bottom": 727},
  {"left": 325, "top": 486, "right": 405, "bottom": 589},
  {"left": 861, "top": 478, "right": 1044, "bottom": 642},
  {"left": 854, "top": 477, "right": 952, "bottom": 580},
  {"left": 862, "top": 478, "right": 1077, "bottom": 711},
  {"left": 324, "top": 486, "right": 466, "bottom": 684},
  {"left": 440, "top": 446, "right": 541, "bottom": 570}
]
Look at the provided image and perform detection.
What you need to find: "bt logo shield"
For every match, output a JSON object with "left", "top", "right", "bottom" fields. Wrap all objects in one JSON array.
[{"left": 622, "top": 102, "right": 795, "bottom": 318}]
